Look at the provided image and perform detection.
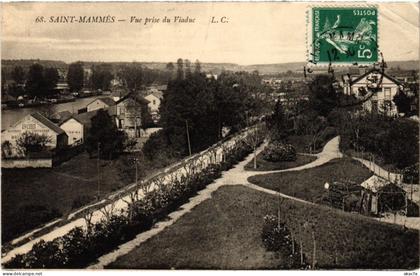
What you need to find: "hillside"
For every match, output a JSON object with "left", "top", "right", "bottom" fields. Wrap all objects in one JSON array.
[{"left": 1, "top": 59, "right": 418, "bottom": 76}]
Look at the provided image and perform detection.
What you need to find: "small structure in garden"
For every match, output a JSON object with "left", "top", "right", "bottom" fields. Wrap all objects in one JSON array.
[
  {"left": 325, "top": 180, "right": 362, "bottom": 212},
  {"left": 360, "top": 175, "right": 407, "bottom": 216}
]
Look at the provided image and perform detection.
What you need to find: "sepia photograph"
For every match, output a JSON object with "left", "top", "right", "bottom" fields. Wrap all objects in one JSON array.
[{"left": 0, "top": 1, "right": 419, "bottom": 272}]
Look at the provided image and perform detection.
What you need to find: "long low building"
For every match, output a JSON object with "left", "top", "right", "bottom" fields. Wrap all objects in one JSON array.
[{"left": 1, "top": 112, "right": 68, "bottom": 158}]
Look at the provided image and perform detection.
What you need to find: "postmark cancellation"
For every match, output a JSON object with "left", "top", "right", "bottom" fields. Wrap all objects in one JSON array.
[{"left": 307, "top": 6, "right": 379, "bottom": 66}]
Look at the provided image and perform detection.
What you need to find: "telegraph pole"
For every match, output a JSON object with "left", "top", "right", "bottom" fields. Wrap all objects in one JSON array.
[
  {"left": 134, "top": 157, "right": 138, "bottom": 186},
  {"left": 97, "top": 142, "right": 101, "bottom": 199},
  {"left": 185, "top": 120, "right": 192, "bottom": 156}
]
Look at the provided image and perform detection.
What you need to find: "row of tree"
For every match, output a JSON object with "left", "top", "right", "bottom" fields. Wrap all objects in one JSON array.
[
  {"left": 144, "top": 59, "right": 272, "bottom": 159},
  {"left": 4, "top": 61, "right": 177, "bottom": 98},
  {"left": 9, "top": 64, "right": 60, "bottom": 99}
]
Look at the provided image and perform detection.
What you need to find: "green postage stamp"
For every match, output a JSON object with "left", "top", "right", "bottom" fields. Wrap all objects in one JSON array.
[{"left": 309, "top": 6, "right": 378, "bottom": 65}]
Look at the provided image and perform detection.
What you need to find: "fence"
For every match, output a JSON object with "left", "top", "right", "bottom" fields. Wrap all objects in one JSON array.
[
  {"left": 351, "top": 151, "right": 403, "bottom": 184},
  {"left": 1, "top": 158, "right": 53, "bottom": 168},
  {"left": 2, "top": 123, "right": 265, "bottom": 264}
]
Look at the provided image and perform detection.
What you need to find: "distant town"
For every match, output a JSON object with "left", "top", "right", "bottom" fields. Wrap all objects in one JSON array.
[{"left": 1, "top": 58, "right": 419, "bottom": 270}]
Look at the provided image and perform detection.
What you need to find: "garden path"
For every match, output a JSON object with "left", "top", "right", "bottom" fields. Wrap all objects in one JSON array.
[
  {"left": 353, "top": 157, "right": 403, "bottom": 184},
  {"left": 89, "top": 136, "right": 343, "bottom": 268}
]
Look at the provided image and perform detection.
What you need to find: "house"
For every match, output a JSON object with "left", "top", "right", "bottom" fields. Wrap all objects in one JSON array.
[
  {"left": 343, "top": 69, "right": 403, "bottom": 116},
  {"left": 112, "top": 93, "right": 149, "bottom": 138},
  {"left": 360, "top": 175, "right": 406, "bottom": 215},
  {"left": 86, "top": 97, "right": 116, "bottom": 112},
  {"left": 1, "top": 112, "right": 68, "bottom": 157},
  {"left": 59, "top": 116, "right": 84, "bottom": 146},
  {"left": 144, "top": 91, "right": 163, "bottom": 122}
]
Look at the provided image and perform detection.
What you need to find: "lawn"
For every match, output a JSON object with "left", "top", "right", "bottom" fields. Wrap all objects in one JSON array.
[
  {"left": 286, "top": 135, "right": 322, "bottom": 154},
  {"left": 1, "top": 152, "right": 133, "bottom": 243},
  {"left": 244, "top": 152, "right": 316, "bottom": 171},
  {"left": 108, "top": 185, "right": 418, "bottom": 269},
  {"left": 248, "top": 158, "right": 372, "bottom": 203}
]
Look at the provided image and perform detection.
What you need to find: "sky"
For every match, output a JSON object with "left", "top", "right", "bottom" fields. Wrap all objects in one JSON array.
[{"left": 1, "top": 2, "right": 419, "bottom": 65}]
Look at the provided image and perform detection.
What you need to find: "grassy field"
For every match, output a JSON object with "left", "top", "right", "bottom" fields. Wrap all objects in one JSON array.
[
  {"left": 244, "top": 152, "right": 316, "bottom": 171},
  {"left": 1, "top": 152, "right": 133, "bottom": 243},
  {"left": 248, "top": 158, "right": 372, "bottom": 203},
  {"left": 108, "top": 185, "right": 418, "bottom": 269}
]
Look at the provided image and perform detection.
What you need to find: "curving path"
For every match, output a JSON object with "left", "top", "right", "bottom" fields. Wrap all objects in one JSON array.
[
  {"left": 90, "top": 136, "right": 342, "bottom": 268},
  {"left": 353, "top": 157, "right": 403, "bottom": 184}
]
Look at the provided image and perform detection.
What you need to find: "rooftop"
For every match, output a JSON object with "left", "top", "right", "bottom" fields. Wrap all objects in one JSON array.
[{"left": 30, "top": 112, "right": 66, "bottom": 135}]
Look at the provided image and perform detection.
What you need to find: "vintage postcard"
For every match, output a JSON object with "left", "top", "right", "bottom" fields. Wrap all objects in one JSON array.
[{"left": 0, "top": 1, "right": 419, "bottom": 273}]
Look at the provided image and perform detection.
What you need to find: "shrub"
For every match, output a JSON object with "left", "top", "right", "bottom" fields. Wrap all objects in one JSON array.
[
  {"left": 262, "top": 141, "right": 297, "bottom": 162},
  {"left": 261, "top": 214, "right": 305, "bottom": 269},
  {"left": 403, "top": 163, "right": 419, "bottom": 184},
  {"left": 16, "top": 132, "right": 52, "bottom": 154},
  {"left": 262, "top": 215, "right": 293, "bottom": 252},
  {"left": 4, "top": 131, "right": 258, "bottom": 269}
]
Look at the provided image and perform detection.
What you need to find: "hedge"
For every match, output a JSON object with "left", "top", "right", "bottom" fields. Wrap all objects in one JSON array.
[{"left": 5, "top": 132, "right": 264, "bottom": 269}]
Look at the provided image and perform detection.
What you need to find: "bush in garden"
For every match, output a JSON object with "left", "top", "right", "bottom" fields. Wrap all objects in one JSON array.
[
  {"left": 403, "top": 163, "right": 419, "bottom": 184},
  {"left": 61, "top": 227, "right": 91, "bottom": 268},
  {"left": 262, "top": 141, "right": 297, "bottom": 162},
  {"left": 261, "top": 214, "right": 304, "bottom": 269},
  {"left": 261, "top": 215, "right": 293, "bottom": 252}
]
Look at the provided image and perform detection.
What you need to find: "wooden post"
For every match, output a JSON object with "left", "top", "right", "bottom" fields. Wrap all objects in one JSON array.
[
  {"left": 291, "top": 231, "right": 295, "bottom": 254},
  {"left": 411, "top": 176, "right": 414, "bottom": 202},
  {"left": 97, "top": 142, "right": 100, "bottom": 199},
  {"left": 186, "top": 120, "right": 192, "bottom": 156},
  {"left": 277, "top": 195, "right": 281, "bottom": 228},
  {"left": 311, "top": 229, "right": 317, "bottom": 269}
]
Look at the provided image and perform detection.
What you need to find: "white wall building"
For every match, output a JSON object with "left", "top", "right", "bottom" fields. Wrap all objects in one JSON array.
[
  {"left": 59, "top": 117, "right": 84, "bottom": 146},
  {"left": 1, "top": 113, "right": 68, "bottom": 157},
  {"left": 86, "top": 97, "right": 116, "bottom": 112},
  {"left": 343, "top": 69, "right": 402, "bottom": 116},
  {"left": 144, "top": 91, "right": 163, "bottom": 122}
]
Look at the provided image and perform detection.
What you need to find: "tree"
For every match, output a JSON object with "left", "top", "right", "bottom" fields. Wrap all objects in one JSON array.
[
  {"left": 11, "top": 66, "right": 25, "bottom": 85},
  {"left": 165, "top": 62, "right": 175, "bottom": 80},
  {"left": 25, "top": 65, "right": 60, "bottom": 98},
  {"left": 43, "top": 67, "right": 59, "bottom": 97},
  {"left": 176, "top": 58, "right": 184, "bottom": 80},
  {"left": 184, "top": 59, "right": 192, "bottom": 78},
  {"left": 1, "top": 68, "right": 7, "bottom": 94},
  {"left": 118, "top": 63, "right": 143, "bottom": 90},
  {"left": 244, "top": 124, "right": 265, "bottom": 169},
  {"left": 159, "top": 67, "right": 267, "bottom": 155},
  {"left": 194, "top": 59, "right": 201, "bottom": 75},
  {"left": 393, "top": 91, "right": 411, "bottom": 115},
  {"left": 166, "top": 62, "right": 175, "bottom": 71},
  {"left": 91, "top": 65, "right": 113, "bottom": 91},
  {"left": 267, "top": 100, "right": 288, "bottom": 141},
  {"left": 16, "top": 132, "right": 52, "bottom": 155},
  {"left": 2, "top": 141, "right": 13, "bottom": 158},
  {"left": 67, "top": 62, "right": 84, "bottom": 92},
  {"left": 85, "top": 109, "right": 126, "bottom": 159},
  {"left": 38, "top": 104, "right": 57, "bottom": 120},
  {"left": 308, "top": 75, "right": 338, "bottom": 117},
  {"left": 141, "top": 106, "right": 155, "bottom": 129},
  {"left": 26, "top": 63, "right": 45, "bottom": 98}
]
